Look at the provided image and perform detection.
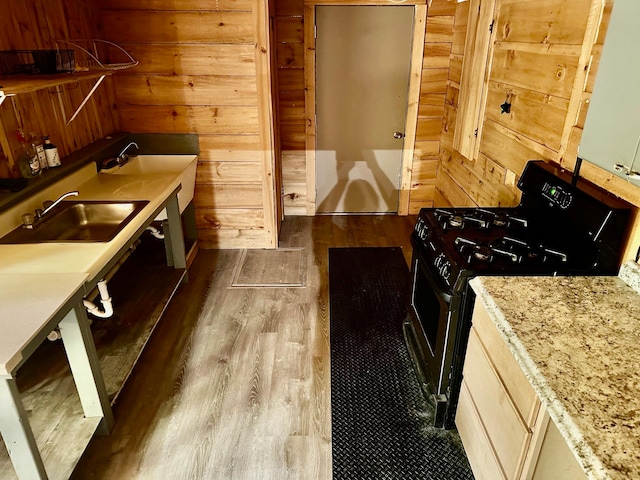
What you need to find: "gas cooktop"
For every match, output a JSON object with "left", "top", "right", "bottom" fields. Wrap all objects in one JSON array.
[{"left": 411, "top": 161, "right": 632, "bottom": 293}]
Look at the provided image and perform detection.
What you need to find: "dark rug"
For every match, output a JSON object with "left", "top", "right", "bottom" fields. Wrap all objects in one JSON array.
[{"left": 328, "top": 247, "right": 474, "bottom": 480}]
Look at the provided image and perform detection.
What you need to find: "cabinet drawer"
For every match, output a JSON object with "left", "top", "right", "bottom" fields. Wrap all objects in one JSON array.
[
  {"left": 463, "top": 327, "right": 532, "bottom": 479},
  {"left": 472, "top": 298, "right": 539, "bottom": 426},
  {"left": 457, "top": 380, "right": 506, "bottom": 480}
]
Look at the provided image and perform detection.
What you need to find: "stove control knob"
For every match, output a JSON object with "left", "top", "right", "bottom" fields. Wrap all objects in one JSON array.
[
  {"left": 434, "top": 253, "right": 451, "bottom": 279},
  {"left": 415, "top": 219, "right": 429, "bottom": 241},
  {"left": 440, "top": 261, "right": 451, "bottom": 280}
]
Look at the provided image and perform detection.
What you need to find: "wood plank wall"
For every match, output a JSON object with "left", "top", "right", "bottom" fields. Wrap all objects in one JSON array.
[
  {"left": 0, "top": 0, "right": 119, "bottom": 178},
  {"left": 439, "top": 0, "right": 597, "bottom": 208},
  {"left": 408, "top": 0, "right": 457, "bottom": 213},
  {"left": 436, "top": 0, "right": 640, "bottom": 261},
  {"left": 275, "top": 0, "right": 307, "bottom": 215},
  {"left": 98, "top": 0, "right": 275, "bottom": 249}
]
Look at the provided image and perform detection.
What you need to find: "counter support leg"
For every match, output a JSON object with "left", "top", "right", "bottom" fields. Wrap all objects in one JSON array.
[
  {"left": 59, "top": 303, "right": 114, "bottom": 435},
  {"left": 163, "top": 193, "right": 187, "bottom": 277},
  {"left": 0, "top": 376, "right": 48, "bottom": 479}
]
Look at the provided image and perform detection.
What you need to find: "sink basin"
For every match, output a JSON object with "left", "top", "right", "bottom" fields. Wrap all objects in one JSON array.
[
  {"left": 101, "top": 155, "right": 198, "bottom": 221},
  {"left": 0, "top": 200, "right": 149, "bottom": 243}
]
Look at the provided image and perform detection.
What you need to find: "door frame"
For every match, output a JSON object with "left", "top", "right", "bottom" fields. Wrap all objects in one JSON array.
[{"left": 304, "top": 0, "right": 427, "bottom": 215}]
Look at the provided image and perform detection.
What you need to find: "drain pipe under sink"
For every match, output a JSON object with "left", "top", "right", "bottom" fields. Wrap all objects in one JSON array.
[
  {"left": 48, "top": 239, "right": 145, "bottom": 340},
  {"left": 146, "top": 224, "right": 164, "bottom": 239},
  {"left": 47, "top": 280, "right": 114, "bottom": 341},
  {"left": 83, "top": 280, "right": 114, "bottom": 318}
]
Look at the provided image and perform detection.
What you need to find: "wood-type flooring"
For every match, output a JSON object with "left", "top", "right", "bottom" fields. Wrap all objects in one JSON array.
[{"left": 70, "top": 215, "right": 416, "bottom": 479}]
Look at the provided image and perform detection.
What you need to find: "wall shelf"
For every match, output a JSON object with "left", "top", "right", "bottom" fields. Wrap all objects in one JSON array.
[
  {"left": 0, "top": 70, "right": 111, "bottom": 100},
  {"left": 0, "top": 40, "right": 138, "bottom": 123}
]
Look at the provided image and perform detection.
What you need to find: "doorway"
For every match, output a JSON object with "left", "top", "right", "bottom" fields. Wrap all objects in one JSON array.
[{"left": 315, "top": 6, "right": 414, "bottom": 214}]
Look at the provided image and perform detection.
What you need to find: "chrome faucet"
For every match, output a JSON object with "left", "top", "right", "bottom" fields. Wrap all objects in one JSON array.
[
  {"left": 39, "top": 190, "right": 79, "bottom": 218},
  {"left": 117, "top": 141, "right": 139, "bottom": 165},
  {"left": 101, "top": 142, "right": 139, "bottom": 171},
  {"left": 23, "top": 190, "right": 79, "bottom": 228}
]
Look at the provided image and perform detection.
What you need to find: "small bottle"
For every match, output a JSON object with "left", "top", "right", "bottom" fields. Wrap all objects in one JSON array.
[
  {"left": 30, "top": 132, "right": 48, "bottom": 171},
  {"left": 43, "top": 135, "right": 61, "bottom": 167},
  {"left": 16, "top": 129, "right": 41, "bottom": 178}
]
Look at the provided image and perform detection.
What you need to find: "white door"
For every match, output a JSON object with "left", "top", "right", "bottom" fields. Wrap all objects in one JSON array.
[{"left": 315, "top": 6, "right": 414, "bottom": 213}]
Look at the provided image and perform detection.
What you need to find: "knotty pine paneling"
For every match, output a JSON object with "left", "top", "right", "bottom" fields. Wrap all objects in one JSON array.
[
  {"left": 409, "top": 0, "right": 455, "bottom": 213},
  {"left": 196, "top": 162, "right": 262, "bottom": 183},
  {"left": 118, "top": 44, "right": 256, "bottom": 76},
  {"left": 117, "top": 106, "right": 260, "bottom": 134},
  {"left": 282, "top": 151, "right": 306, "bottom": 184},
  {"left": 435, "top": 0, "right": 590, "bottom": 209},
  {"left": 484, "top": 81, "right": 569, "bottom": 152},
  {"left": 100, "top": 11, "right": 255, "bottom": 44},
  {"left": 490, "top": 47, "right": 579, "bottom": 100},
  {"left": 283, "top": 183, "right": 307, "bottom": 215},
  {"left": 276, "top": 0, "right": 304, "bottom": 16},
  {"left": 424, "top": 16, "right": 455, "bottom": 43},
  {"left": 0, "top": 0, "right": 119, "bottom": 178},
  {"left": 423, "top": 43, "right": 453, "bottom": 69},
  {"left": 194, "top": 183, "right": 263, "bottom": 209},
  {"left": 275, "top": 1, "right": 305, "bottom": 215},
  {"left": 197, "top": 134, "right": 262, "bottom": 162},
  {"left": 99, "top": 0, "right": 276, "bottom": 249},
  {"left": 114, "top": 75, "right": 259, "bottom": 106},
  {"left": 101, "top": 0, "right": 253, "bottom": 10},
  {"left": 496, "top": 0, "right": 591, "bottom": 45}
]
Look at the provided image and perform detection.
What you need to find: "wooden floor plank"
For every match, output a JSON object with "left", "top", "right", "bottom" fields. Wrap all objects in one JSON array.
[{"left": 65, "top": 215, "right": 415, "bottom": 479}]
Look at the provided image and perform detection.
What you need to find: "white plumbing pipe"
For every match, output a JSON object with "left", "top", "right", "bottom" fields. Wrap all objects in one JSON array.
[
  {"left": 146, "top": 225, "right": 165, "bottom": 239},
  {"left": 83, "top": 280, "right": 114, "bottom": 318}
]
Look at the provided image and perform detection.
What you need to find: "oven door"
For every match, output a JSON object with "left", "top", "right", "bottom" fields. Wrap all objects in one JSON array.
[{"left": 404, "top": 251, "right": 461, "bottom": 401}]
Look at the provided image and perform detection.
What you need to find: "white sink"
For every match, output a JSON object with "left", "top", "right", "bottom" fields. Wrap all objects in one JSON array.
[{"left": 101, "top": 154, "right": 198, "bottom": 221}]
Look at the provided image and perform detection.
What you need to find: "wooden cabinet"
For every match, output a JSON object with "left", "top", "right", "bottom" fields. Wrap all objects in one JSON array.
[
  {"left": 453, "top": 0, "right": 496, "bottom": 161},
  {"left": 456, "top": 297, "right": 587, "bottom": 480}
]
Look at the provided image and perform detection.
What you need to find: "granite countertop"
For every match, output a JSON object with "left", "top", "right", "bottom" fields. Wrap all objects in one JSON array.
[{"left": 469, "top": 261, "right": 640, "bottom": 480}]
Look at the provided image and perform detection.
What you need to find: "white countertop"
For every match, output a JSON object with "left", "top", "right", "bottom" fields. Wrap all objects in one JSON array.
[
  {"left": 0, "top": 273, "right": 88, "bottom": 376},
  {"left": 0, "top": 170, "right": 182, "bottom": 278},
  {"left": 470, "top": 262, "right": 640, "bottom": 480},
  {"left": 0, "top": 164, "right": 184, "bottom": 375}
]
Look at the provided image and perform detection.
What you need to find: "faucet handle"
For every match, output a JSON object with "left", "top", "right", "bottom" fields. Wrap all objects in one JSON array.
[
  {"left": 22, "top": 213, "right": 35, "bottom": 229},
  {"left": 35, "top": 208, "right": 44, "bottom": 219}
]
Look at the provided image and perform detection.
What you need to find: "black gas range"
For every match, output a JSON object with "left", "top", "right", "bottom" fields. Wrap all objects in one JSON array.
[{"left": 404, "top": 160, "right": 632, "bottom": 429}]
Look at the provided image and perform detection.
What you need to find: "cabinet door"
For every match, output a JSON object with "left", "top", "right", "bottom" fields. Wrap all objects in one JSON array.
[
  {"left": 463, "top": 327, "right": 532, "bottom": 479},
  {"left": 453, "top": 0, "right": 497, "bottom": 160},
  {"left": 472, "top": 298, "right": 539, "bottom": 425},
  {"left": 457, "top": 379, "right": 506, "bottom": 480}
]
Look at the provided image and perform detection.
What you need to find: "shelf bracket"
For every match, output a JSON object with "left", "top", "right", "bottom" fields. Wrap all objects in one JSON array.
[
  {"left": 0, "top": 91, "right": 12, "bottom": 107},
  {"left": 64, "top": 74, "right": 106, "bottom": 125}
]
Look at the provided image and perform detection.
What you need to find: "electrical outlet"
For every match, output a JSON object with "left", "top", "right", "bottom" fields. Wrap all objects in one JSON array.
[{"left": 505, "top": 169, "right": 517, "bottom": 187}]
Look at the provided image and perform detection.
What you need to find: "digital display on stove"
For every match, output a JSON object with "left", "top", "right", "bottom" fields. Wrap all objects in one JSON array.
[{"left": 541, "top": 182, "right": 573, "bottom": 209}]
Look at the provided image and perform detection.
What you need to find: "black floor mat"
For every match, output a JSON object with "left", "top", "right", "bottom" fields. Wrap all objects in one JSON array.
[{"left": 329, "top": 247, "right": 474, "bottom": 480}]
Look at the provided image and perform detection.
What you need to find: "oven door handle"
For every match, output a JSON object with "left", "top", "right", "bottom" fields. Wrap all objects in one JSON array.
[{"left": 414, "top": 258, "right": 453, "bottom": 304}]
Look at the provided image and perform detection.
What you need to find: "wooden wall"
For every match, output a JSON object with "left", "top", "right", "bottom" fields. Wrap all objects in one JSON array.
[
  {"left": 408, "top": 0, "right": 457, "bottom": 213},
  {"left": 439, "top": 0, "right": 599, "bottom": 208},
  {"left": 437, "top": 0, "right": 640, "bottom": 261},
  {"left": 0, "top": 0, "right": 119, "bottom": 178},
  {"left": 274, "top": 0, "right": 307, "bottom": 215},
  {"left": 98, "top": 0, "right": 277, "bottom": 249}
]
